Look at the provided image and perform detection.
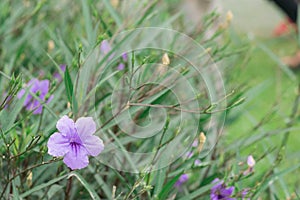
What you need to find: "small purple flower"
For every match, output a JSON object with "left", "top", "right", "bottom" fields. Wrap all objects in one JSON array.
[
  {"left": 47, "top": 115, "right": 104, "bottom": 170},
  {"left": 244, "top": 155, "right": 256, "bottom": 175},
  {"left": 241, "top": 188, "right": 251, "bottom": 200},
  {"left": 100, "top": 40, "right": 114, "bottom": 60},
  {"left": 54, "top": 64, "right": 66, "bottom": 82},
  {"left": 247, "top": 155, "right": 255, "bottom": 168},
  {"left": 185, "top": 151, "right": 193, "bottom": 159},
  {"left": 210, "top": 178, "right": 236, "bottom": 200},
  {"left": 194, "top": 159, "right": 201, "bottom": 166},
  {"left": 121, "top": 52, "right": 128, "bottom": 61},
  {"left": 192, "top": 139, "right": 198, "bottom": 147},
  {"left": 174, "top": 174, "right": 189, "bottom": 189},
  {"left": 100, "top": 40, "right": 111, "bottom": 54},
  {"left": 117, "top": 63, "right": 125, "bottom": 71},
  {"left": 17, "top": 79, "right": 53, "bottom": 114}
]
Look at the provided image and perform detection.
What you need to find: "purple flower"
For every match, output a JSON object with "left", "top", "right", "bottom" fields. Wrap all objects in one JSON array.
[
  {"left": 100, "top": 40, "right": 114, "bottom": 60},
  {"left": 194, "top": 159, "right": 201, "bottom": 166},
  {"left": 117, "top": 63, "right": 125, "bottom": 70},
  {"left": 244, "top": 155, "right": 255, "bottom": 175},
  {"left": 53, "top": 64, "right": 66, "bottom": 82},
  {"left": 241, "top": 188, "right": 250, "bottom": 200},
  {"left": 210, "top": 178, "right": 236, "bottom": 200},
  {"left": 17, "top": 79, "right": 53, "bottom": 114},
  {"left": 47, "top": 115, "right": 104, "bottom": 170},
  {"left": 100, "top": 40, "right": 111, "bottom": 54},
  {"left": 121, "top": 52, "right": 128, "bottom": 61},
  {"left": 247, "top": 155, "right": 255, "bottom": 168},
  {"left": 174, "top": 174, "right": 189, "bottom": 188},
  {"left": 185, "top": 151, "right": 193, "bottom": 159},
  {"left": 192, "top": 139, "right": 198, "bottom": 147}
]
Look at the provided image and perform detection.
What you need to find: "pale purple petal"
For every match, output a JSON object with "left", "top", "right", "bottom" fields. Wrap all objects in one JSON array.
[
  {"left": 60, "top": 64, "right": 66, "bottom": 72},
  {"left": 63, "top": 145, "right": 89, "bottom": 170},
  {"left": 179, "top": 174, "right": 188, "bottom": 182},
  {"left": 100, "top": 40, "right": 114, "bottom": 60},
  {"left": 174, "top": 174, "right": 189, "bottom": 188},
  {"left": 247, "top": 155, "right": 255, "bottom": 167},
  {"left": 47, "top": 132, "right": 70, "bottom": 157},
  {"left": 38, "top": 80, "right": 50, "bottom": 96},
  {"left": 185, "top": 151, "right": 193, "bottom": 159},
  {"left": 117, "top": 63, "right": 125, "bottom": 70},
  {"left": 194, "top": 159, "right": 201, "bottom": 166},
  {"left": 75, "top": 117, "right": 96, "bottom": 137},
  {"left": 47, "top": 95, "right": 54, "bottom": 104},
  {"left": 122, "top": 53, "right": 128, "bottom": 61},
  {"left": 211, "top": 178, "right": 223, "bottom": 191},
  {"left": 17, "top": 89, "right": 25, "bottom": 99},
  {"left": 100, "top": 40, "right": 111, "bottom": 54},
  {"left": 82, "top": 134, "right": 104, "bottom": 156},
  {"left": 56, "top": 115, "right": 76, "bottom": 137},
  {"left": 54, "top": 64, "right": 66, "bottom": 81},
  {"left": 192, "top": 139, "right": 198, "bottom": 147},
  {"left": 220, "top": 186, "right": 234, "bottom": 196},
  {"left": 32, "top": 103, "right": 43, "bottom": 114}
]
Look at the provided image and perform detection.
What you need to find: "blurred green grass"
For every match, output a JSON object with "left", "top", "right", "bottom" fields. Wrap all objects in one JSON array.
[
  {"left": 225, "top": 34, "right": 300, "bottom": 197},
  {"left": 1, "top": 0, "right": 300, "bottom": 199}
]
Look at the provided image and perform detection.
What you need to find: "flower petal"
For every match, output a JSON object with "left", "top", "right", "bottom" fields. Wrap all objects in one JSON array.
[
  {"left": 32, "top": 103, "right": 43, "bottom": 114},
  {"left": 211, "top": 178, "right": 223, "bottom": 191},
  {"left": 38, "top": 80, "right": 50, "bottom": 95},
  {"left": 56, "top": 115, "right": 76, "bottom": 137},
  {"left": 247, "top": 155, "right": 255, "bottom": 167},
  {"left": 63, "top": 146, "right": 89, "bottom": 170},
  {"left": 75, "top": 117, "right": 96, "bottom": 137},
  {"left": 17, "top": 89, "right": 25, "bottom": 99},
  {"left": 82, "top": 134, "right": 104, "bottom": 156},
  {"left": 47, "top": 132, "right": 70, "bottom": 157},
  {"left": 220, "top": 186, "right": 234, "bottom": 196}
]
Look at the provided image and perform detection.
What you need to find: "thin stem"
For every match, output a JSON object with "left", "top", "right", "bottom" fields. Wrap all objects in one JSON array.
[
  {"left": 279, "top": 84, "right": 300, "bottom": 149},
  {"left": 65, "top": 175, "right": 73, "bottom": 200},
  {"left": 128, "top": 102, "right": 230, "bottom": 114},
  {"left": 0, "top": 158, "right": 60, "bottom": 199}
]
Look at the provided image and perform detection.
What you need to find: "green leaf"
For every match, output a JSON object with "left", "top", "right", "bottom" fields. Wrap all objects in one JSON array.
[
  {"left": 20, "top": 174, "right": 69, "bottom": 198},
  {"left": 178, "top": 183, "right": 214, "bottom": 200},
  {"left": 158, "top": 173, "right": 181, "bottom": 199},
  {"left": 69, "top": 171, "right": 101, "bottom": 200},
  {"left": 47, "top": 184, "right": 63, "bottom": 199},
  {"left": 64, "top": 66, "right": 73, "bottom": 104},
  {"left": 88, "top": 166, "right": 112, "bottom": 198},
  {"left": 0, "top": 86, "right": 26, "bottom": 132},
  {"left": 102, "top": 0, "right": 122, "bottom": 28},
  {"left": 81, "top": 0, "right": 96, "bottom": 46},
  {"left": 12, "top": 180, "right": 20, "bottom": 200}
]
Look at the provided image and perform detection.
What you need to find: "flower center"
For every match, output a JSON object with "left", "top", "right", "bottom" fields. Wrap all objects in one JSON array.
[{"left": 70, "top": 141, "right": 81, "bottom": 156}]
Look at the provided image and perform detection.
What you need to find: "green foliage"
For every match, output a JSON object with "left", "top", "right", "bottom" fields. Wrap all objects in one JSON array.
[{"left": 0, "top": 0, "right": 299, "bottom": 200}]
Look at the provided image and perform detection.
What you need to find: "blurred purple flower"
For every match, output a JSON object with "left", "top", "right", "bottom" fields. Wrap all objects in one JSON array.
[
  {"left": 241, "top": 188, "right": 250, "bottom": 200},
  {"left": 194, "top": 159, "right": 201, "bottom": 166},
  {"left": 247, "top": 155, "right": 255, "bottom": 168},
  {"left": 47, "top": 115, "right": 104, "bottom": 170},
  {"left": 210, "top": 178, "right": 235, "bottom": 200},
  {"left": 244, "top": 155, "right": 255, "bottom": 175},
  {"left": 53, "top": 64, "right": 66, "bottom": 82},
  {"left": 117, "top": 63, "right": 125, "bottom": 70},
  {"left": 174, "top": 174, "right": 189, "bottom": 189},
  {"left": 100, "top": 40, "right": 114, "bottom": 60},
  {"left": 192, "top": 139, "right": 198, "bottom": 147},
  {"left": 17, "top": 79, "right": 53, "bottom": 114},
  {"left": 185, "top": 151, "right": 193, "bottom": 159},
  {"left": 121, "top": 52, "right": 128, "bottom": 61}
]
